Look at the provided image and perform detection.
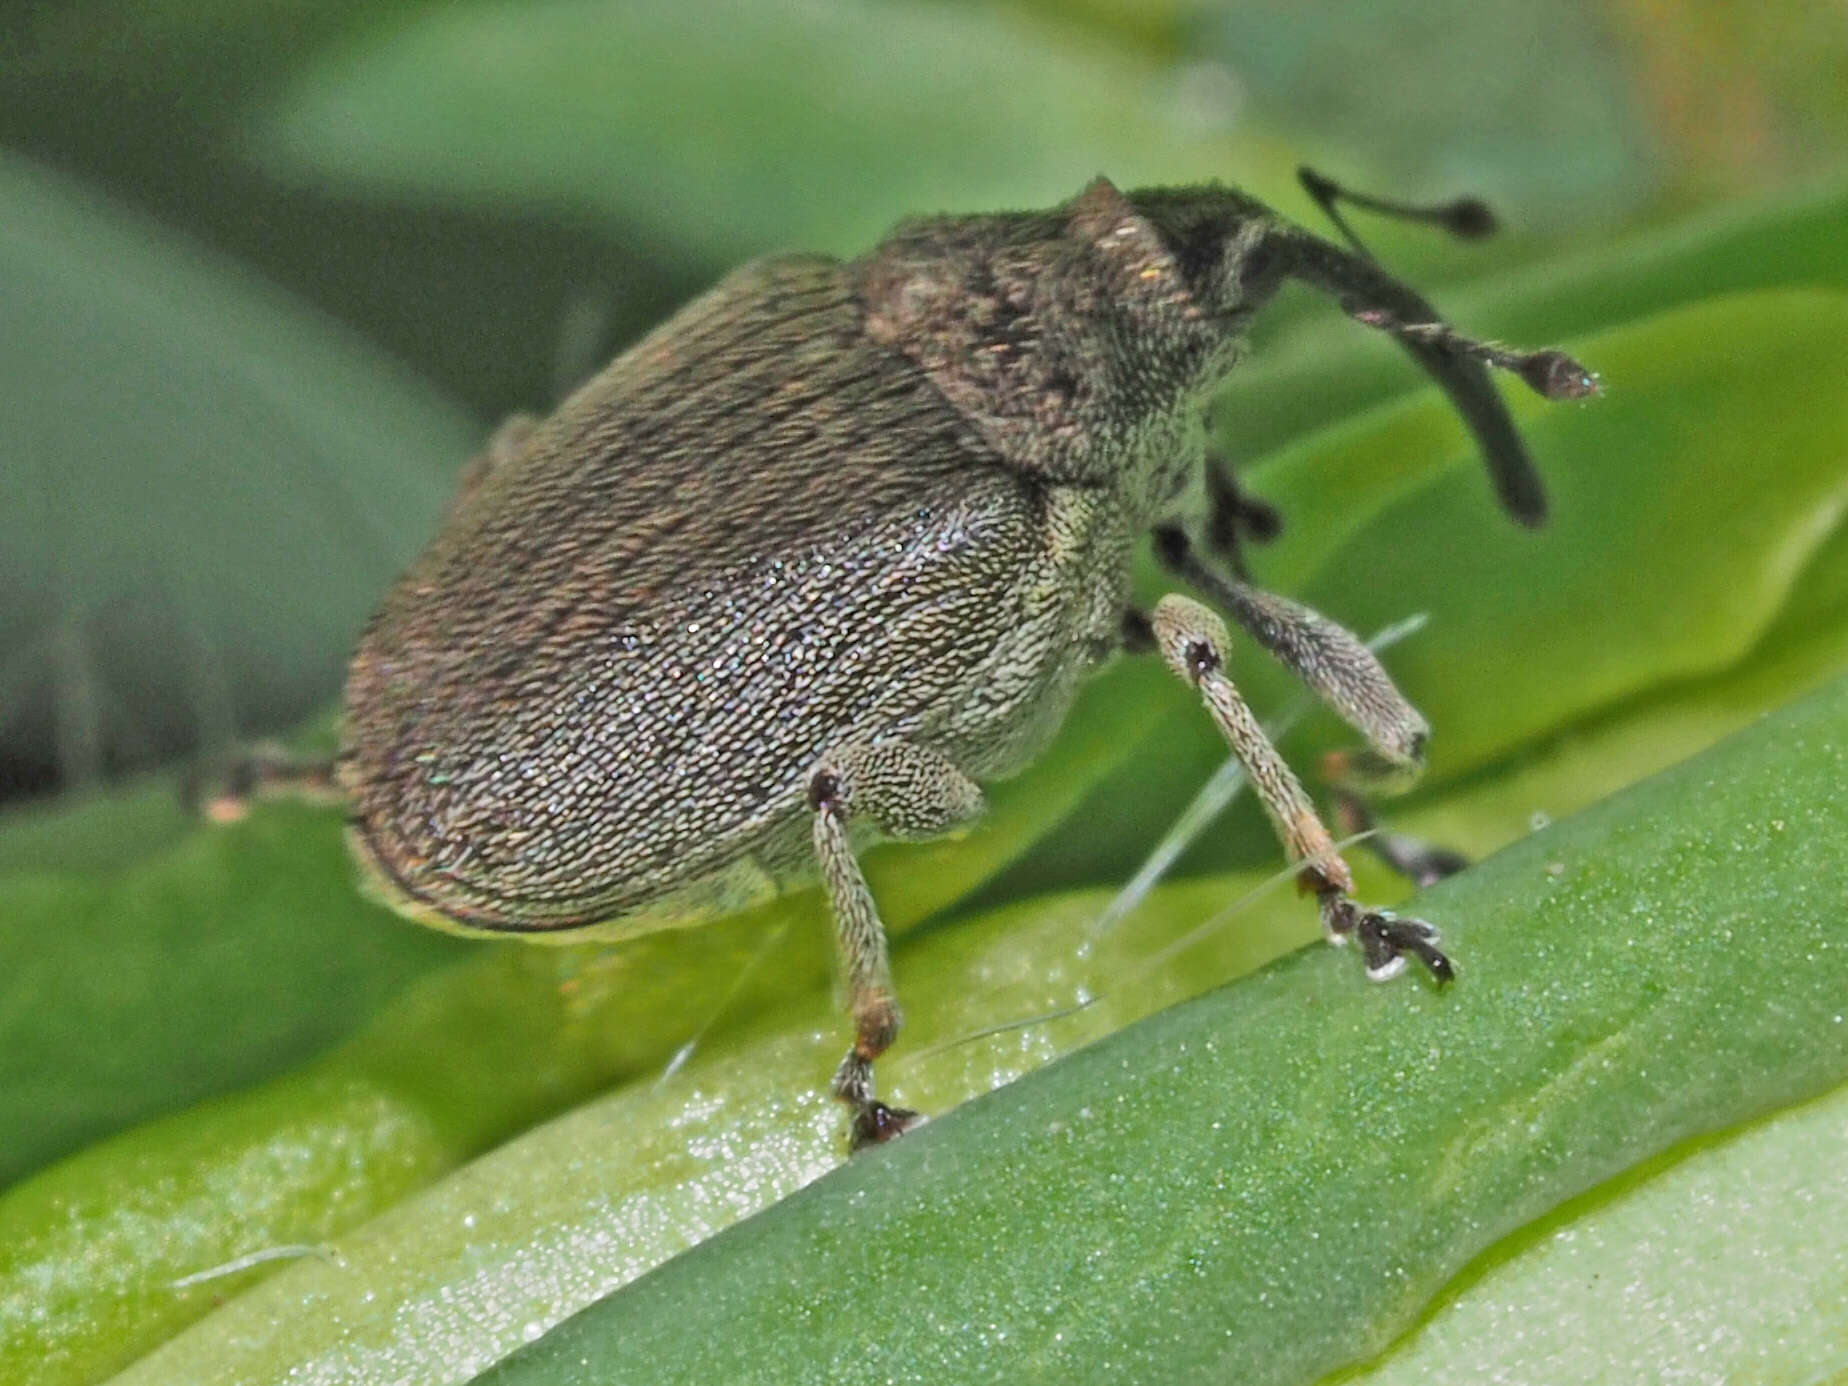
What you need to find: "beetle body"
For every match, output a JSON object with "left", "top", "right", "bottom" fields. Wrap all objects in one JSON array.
[
  {"left": 339, "top": 175, "right": 1594, "bottom": 1145},
  {"left": 343, "top": 181, "right": 1244, "bottom": 938}
]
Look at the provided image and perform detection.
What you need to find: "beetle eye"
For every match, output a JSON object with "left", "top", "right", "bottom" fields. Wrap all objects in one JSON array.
[
  {"left": 1135, "top": 196, "right": 1239, "bottom": 295},
  {"left": 1164, "top": 213, "right": 1227, "bottom": 287},
  {"left": 1237, "top": 236, "right": 1281, "bottom": 297}
]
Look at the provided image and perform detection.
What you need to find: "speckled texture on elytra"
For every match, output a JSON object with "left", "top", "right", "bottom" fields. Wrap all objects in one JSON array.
[{"left": 340, "top": 192, "right": 1236, "bottom": 935}]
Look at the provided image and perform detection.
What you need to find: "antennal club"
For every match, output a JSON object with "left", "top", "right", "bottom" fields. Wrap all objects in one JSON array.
[
  {"left": 1298, "top": 165, "right": 1497, "bottom": 260},
  {"left": 1348, "top": 308, "right": 1600, "bottom": 401}
]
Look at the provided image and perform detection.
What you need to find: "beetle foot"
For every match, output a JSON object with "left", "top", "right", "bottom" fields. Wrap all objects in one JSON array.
[
  {"left": 833, "top": 1051, "right": 926, "bottom": 1153},
  {"left": 1320, "top": 893, "right": 1453, "bottom": 983},
  {"left": 848, "top": 1101, "right": 926, "bottom": 1152}
]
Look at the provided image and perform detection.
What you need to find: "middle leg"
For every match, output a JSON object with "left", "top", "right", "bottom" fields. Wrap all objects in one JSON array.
[
  {"left": 807, "top": 739, "right": 985, "bottom": 1152},
  {"left": 1145, "top": 593, "right": 1453, "bottom": 982},
  {"left": 1203, "top": 453, "right": 1282, "bottom": 580},
  {"left": 1157, "top": 524, "right": 1470, "bottom": 889}
]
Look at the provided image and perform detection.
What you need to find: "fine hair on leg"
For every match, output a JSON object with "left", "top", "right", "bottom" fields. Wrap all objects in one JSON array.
[
  {"left": 1156, "top": 526, "right": 1471, "bottom": 901},
  {"left": 1154, "top": 527, "right": 1429, "bottom": 771},
  {"left": 1145, "top": 593, "right": 1452, "bottom": 983},
  {"left": 807, "top": 740, "right": 984, "bottom": 1151}
]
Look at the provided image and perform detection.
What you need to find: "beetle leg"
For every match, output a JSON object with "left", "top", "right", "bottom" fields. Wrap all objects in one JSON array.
[
  {"left": 1155, "top": 527, "right": 1429, "bottom": 771},
  {"left": 186, "top": 742, "right": 342, "bottom": 824},
  {"left": 808, "top": 742, "right": 985, "bottom": 1152},
  {"left": 1203, "top": 453, "right": 1282, "bottom": 580},
  {"left": 1329, "top": 788, "right": 1468, "bottom": 890},
  {"left": 1155, "top": 527, "right": 1469, "bottom": 908},
  {"left": 1147, "top": 593, "right": 1452, "bottom": 984},
  {"left": 1120, "top": 606, "right": 1157, "bottom": 654}
]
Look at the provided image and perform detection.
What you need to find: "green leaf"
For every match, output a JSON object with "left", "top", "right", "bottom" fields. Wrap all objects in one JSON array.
[
  {"left": 251, "top": 0, "right": 1298, "bottom": 267},
  {"left": 19, "top": 260, "right": 1848, "bottom": 1382},
  {"left": 463, "top": 669, "right": 1848, "bottom": 1386},
  {"left": 91, "top": 866, "right": 1315, "bottom": 1386},
  {"left": 0, "top": 1072, "right": 457, "bottom": 1386},
  {"left": 0, "top": 656, "right": 1169, "bottom": 1381},
  {"left": 84, "top": 293, "right": 1848, "bottom": 1384},
  {"left": 1327, "top": 1078, "right": 1848, "bottom": 1385},
  {"left": 0, "top": 151, "right": 476, "bottom": 788},
  {"left": 0, "top": 798, "right": 471, "bottom": 1188}
]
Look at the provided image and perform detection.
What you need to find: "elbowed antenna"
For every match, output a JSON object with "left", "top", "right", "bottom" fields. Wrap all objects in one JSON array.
[{"left": 1278, "top": 169, "right": 1598, "bottom": 527}]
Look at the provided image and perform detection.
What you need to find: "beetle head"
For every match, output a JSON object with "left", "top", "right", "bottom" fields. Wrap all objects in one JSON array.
[
  {"left": 1120, "top": 182, "right": 1291, "bottom": 328},
  {"left": 855, "top": 177, "right": 1251, "bottom": 487}
]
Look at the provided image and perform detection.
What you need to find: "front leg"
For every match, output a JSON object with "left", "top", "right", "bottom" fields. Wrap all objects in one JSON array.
[
  {"left": 808, "top": 740, "right": 985, "bottom": 1151},
  {"left": 1143, "top": 594, "right": 1452, "bottom": 983},
  {"left": 1155, "top": 526, "right": 1429, "bottom": 771},
  {"left": 1203, "top": 453, "right": 1282, "bottom": 579}
]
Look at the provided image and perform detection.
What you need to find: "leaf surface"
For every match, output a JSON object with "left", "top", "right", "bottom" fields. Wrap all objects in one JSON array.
[{"left": 461, "top": 668, "right": 1848, "bottom": 1386}]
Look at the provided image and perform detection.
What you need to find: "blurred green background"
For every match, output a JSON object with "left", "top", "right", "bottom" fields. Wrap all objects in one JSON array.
[
  {"left": 4, "top": 3, "right": 1848, "bottom": 1383},
  {"left": 1, "top": 0, "right": 1844, "bottom": 803}
]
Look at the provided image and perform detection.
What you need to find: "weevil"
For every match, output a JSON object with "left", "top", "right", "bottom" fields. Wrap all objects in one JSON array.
[{"left": 336, "top": 170, "right": 1595, "bottom": 1149}]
